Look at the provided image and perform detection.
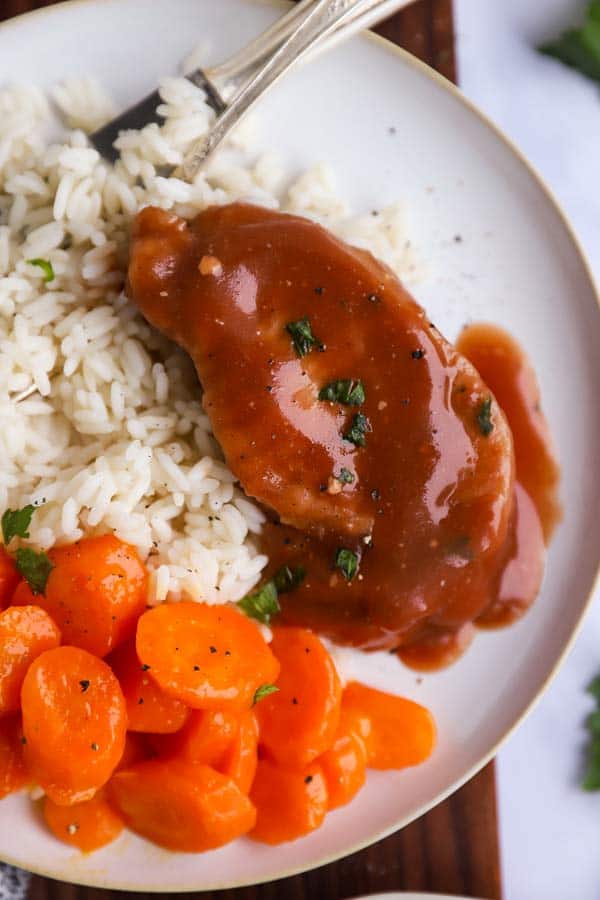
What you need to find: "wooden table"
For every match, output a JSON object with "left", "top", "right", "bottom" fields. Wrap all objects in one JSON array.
[{"left": 1, "top": 1, "right": 501, "bottom": 897}]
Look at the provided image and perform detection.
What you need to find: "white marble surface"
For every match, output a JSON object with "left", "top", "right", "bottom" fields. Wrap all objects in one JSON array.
[{"left": 455, "top": 2, "right": 600, "bottom": 898}]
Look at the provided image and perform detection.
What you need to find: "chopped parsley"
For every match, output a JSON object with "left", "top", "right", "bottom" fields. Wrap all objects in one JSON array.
[
  {"left": 476, "top": 397, "right": 494, "bottom": 437},
  {"left": 337, "top": 468, "right": 355, "bottom": 485},
  {"left": 238, "top": 580, "right": 280, "bottom": 624},
  {"left": 539, "top": 1, "right": 600, "bottom": 85},
  {"left": 335, "top": 548, "right": 359, "bottom": 581},
  {"left": 15, "top": 547, "right": 53, "bottom": 595},
  {"left": 582, "top": 675, "right": 600, "bottom": 790},
  {"left": 285, "top": 317, "right": 322, "bottom": 357},
  {"left": 1, "top": 504, "right": 38, "bottom": 545},
  {"left": 253, "top": 683, "right": 279, "bottom": 706},
  {"left": 318, "top": 379, "right": 365, "bottom": 406},
  {"left": 273, "top": 565, "right": 306, "bottom": 595},
  {"left": 343, "top": 412, "right": 371, "bottom": 448},
  {"left": 27, "top": 258, "right": 55, "bottom": 283}
]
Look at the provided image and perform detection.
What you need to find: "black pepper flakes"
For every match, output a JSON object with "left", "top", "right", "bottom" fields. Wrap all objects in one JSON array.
[
  {"left": 90, "top": 742, "right": 99, "bottom": 751},
  {"left": 367, "top": 292, "right": 380, "bottom": 303},
  {"left": 209, "top": 646, "right": 217, "bottom": 654},
  {"left": 141, "top": 664, "right": 151, "bottom": 671},
  {"left": 411, "top": 349, "right": 425, "bottom": 359},
  {"left": 314, "top": 286, "right": 324, "bottom": 295},
  {"left": 138, "top": 697, "right": 144, "bottom": 705},
  {"left": 292, "top": 697, "right": 299, "bottom": 705},
  {"left": 304, "top": 775, "right": 313, "bottom": 784},
  {"left": 193, "top": 665, "right": 200, "bottom": 671},
  {"left": 79, "top": 679, "right": 90, "bottom": 693},
  {"left": 371, "top": 489, "right": 381, "bottom": 501}
]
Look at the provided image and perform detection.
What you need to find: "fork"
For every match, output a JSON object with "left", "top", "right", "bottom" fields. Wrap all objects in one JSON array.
[{"left": 90, "top": 0, "right": 411, "bottom": 178}]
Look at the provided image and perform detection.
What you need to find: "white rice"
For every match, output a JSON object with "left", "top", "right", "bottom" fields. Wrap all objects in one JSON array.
[{"left": 0, "top": 74, "right": 416, "bottom": 606}]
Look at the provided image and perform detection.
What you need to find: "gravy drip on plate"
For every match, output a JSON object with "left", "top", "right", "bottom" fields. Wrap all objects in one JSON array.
[{"left": 127, "top": 204, "right": 559, "bottom": 666}]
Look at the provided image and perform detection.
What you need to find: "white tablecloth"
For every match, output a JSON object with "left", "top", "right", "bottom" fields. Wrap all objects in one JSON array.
[{"left": 455, "top": 2, "right": 600, "bottom": 897}]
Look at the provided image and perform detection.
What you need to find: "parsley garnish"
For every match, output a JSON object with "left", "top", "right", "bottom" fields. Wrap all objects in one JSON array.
[
  {"left": 238, "top": 580, "right": 280, "bottom": 624},
  {"left": 583, "top": 675, "right": 600, "bottom": 789},
  {"left": 343, "top": 412, "right": 371, "bottom": 448},
  {"left": 1, "top": 504, "right": 37, "bottom": 545},
  {"left": 27, "top": 258, "right": 55, "bottom": 283},
  {"left": 253, "top": 683, "right": 279, "bottom": 706},
  {"left": 318, "top": 379, "right": 365, "bottom": 406},
  {"left": 335, "top": 548, "right": 359, "bottom": 581},
  {"left": 476, "top": 397, "right": 494, "bottom": 437},
  {"left": 337, "top": 468, "right": 355, "bottom": 484},
  {"left": 15, "top": 547, "right": 53, "bottom": 595},
  {"left": 539, "top": 2, "right": 600, "bottom": 85},
  {"left": 286, "top": 317, "right": 322, "bottom": 357},
  {"left": 273, "top": 565, "right": 306, "bottom": 594}
]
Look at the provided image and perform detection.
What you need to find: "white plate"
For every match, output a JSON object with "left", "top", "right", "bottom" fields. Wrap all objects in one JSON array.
[{"left": 1, "top": 0, "right": 600, "bottom": 891}]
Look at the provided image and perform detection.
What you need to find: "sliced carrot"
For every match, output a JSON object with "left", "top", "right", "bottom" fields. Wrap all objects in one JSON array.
[
  {"left": 318, "top": 726, "right": 367, "bottom": 810},
  {"left": 0, "top": 715, "right": 28, "bottom": 799},
  {"left": 218, "top": 710, "right": 258, "bottom": 794},
  {"left": 21, "top": 646, "right": 127, "bottom": 805},
  {"left": 249, "top": 758, "right": 328, "bottom": 844},
  {"left": 136, "top": 602, "right": 279, "bottom": 711},
  {"left": 12, "top": 535, "right": 147, "bottom": 658},
  {"left": 43, "top": 789, "right": 124, "bottom": 852},
  {"left": 342, "top": 682, "right": 435, "bottom": 769},
  {"left": 109, "top": 759, "right": 256, "bottom": 852},
  {"left": 152, "top": 708, "right": 239, "bottom": 763},
  {"left": 255, "top": 627, "right": 341, "bottom": 769},
  {"left": 108, "top": 639, "right": 190, "bottom": 734},
  {"left": 0, "top": 605, "right": 61, "bottom": 715},
  {"left": 0, "top": 547, "right": 19, "bottom": 609}
]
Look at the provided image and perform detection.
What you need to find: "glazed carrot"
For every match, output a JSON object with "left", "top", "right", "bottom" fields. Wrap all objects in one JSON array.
[
  {"left": 0, "top": 547, "right": 19, "bottom": 609},
  {"left": 109, "top": 759, "right": 256, "bottom": 852},
  {"left": 342, "top": 682, "right": 435, "bottom": 769},
  {"left": 152, "top": 708, "right": 239, "bottom": 764},
  {"left": 12, "top": 535, "right": 147, "bottom": 658},
  {"left": 249, "top": 758, "right": 328, "bottom": 844},
  {"left": 318, "top": 726, "right": 367, "bottom": 810},
  {"left": 21, "top": 646, "right": 127, "bottom": 805},
  {"left": 43, "top": 789, "right": 124, "bottom": 852},
  {"left": 0, "top": 605, "right": 61, "bottom": 715},
  {"left": 255, "top": 627, "right": 341, "bottom": 769},
  {"left": 109, "top": 639, "right": 190, "bottom": 734},
  {"left": 136, "top": 602, "right": 279, "bottom": 711},
  {"left": 218, "top": 710, "right": 258, "bottom": 794},
  {"left": 0, "top": 715, "right": 28, "bottom": 799}
]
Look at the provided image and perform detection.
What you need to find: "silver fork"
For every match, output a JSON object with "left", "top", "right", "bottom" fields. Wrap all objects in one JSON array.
[{"left": 90, "top": 0, "right": 411, "bottom": 176}]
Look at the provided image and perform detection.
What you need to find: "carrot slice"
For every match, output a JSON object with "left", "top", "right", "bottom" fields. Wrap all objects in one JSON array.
[
  {"left": 136, "top": 602, "right": 279, "bottom": 711},
  {"left": 255, "top": 627, "right": 341, "bottom": 768},
  {"left": 0, "top": 605, "right": 61, "bottom": 715},
  {"left": 21, "top": 646, "right": 127, "bottom": 805},
  {"left": 0, "top": 547, "right": 19, "bottom": 610},
  {"left": 109, "top": 639, "right": 190, "bottom": 734},
  {"left": 152, "top": 708, "right": 239, "bottom": 763},
  {"left": 12, "top": 535, "right": 147, "bottom": 658},
  {"left": 0, "top": 715, "right": 28, "bottom": 799},
  {"left": 318, "top": 726, "right": 367, "bottom": 810},
  {"left": 249, "top": 758, "right": 328, "bottom": 844},
  {"left": 109, "top": 759, "right": 256, "bottom": 852},
  {"left": 342, "top": 682, "right": 435, "bottom": 769},
  {"left": 218, "top": 710, "right": 258, "bottom": 794},
  {"left": 43, "top": 789, "right": 124, "bottom": 852}
]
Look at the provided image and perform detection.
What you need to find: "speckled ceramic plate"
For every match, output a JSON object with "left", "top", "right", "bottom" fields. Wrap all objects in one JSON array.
[{"left": 1, "top": 0, "right": 600, "bottom": 891}]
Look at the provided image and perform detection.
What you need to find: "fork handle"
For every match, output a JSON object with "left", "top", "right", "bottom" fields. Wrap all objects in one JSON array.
[{"left": 182, "top": 0, "right": 410, "bottom": 179}]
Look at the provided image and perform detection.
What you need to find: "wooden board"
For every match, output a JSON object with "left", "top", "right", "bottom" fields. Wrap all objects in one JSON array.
[{"left": 1, "top": 1, "right": 501, "bottom": 898}]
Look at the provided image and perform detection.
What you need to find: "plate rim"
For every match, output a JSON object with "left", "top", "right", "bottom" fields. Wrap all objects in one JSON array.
[{"left": 1, "top": 0, "right": 600, "bottom": 891}]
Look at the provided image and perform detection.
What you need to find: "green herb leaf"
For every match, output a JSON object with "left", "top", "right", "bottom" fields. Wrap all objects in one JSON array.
[
  {"left": 1, "top": 504, "right": 37, "bottom": 545},
  {"left": 273, "top": 565, "right": 306, "bottom": 595},
  {"left": 343, "top": 412, "right": 372, "bottom": 448},
  {"left": 476, "top": 397, "right": 494, "bottom": 437},
  {"left": 238, "top": 580, "right": 280, "bottom": 624},
  {"left": 15, "top": 547, "right": 53, "bottom": 595},
  {"left": 589, "top": 675, "right": 600, "bottom": 701},
  {"left": 27, "top": 258, "right": 55, "bottom": 283},
  {"left": 337, "top": 468, "right": 355, "bottom": 485},
  {"left": 335, "top": 547, "right": 359, "bottom": 581},
  {"left": 318, "top": 379, "right": 365, "bottom": 406},
  {"left": 253, "top": 683, "right": 279, "bottom": 706},
  {"left": 285, "top": 317, "right": 322, "bottom": 357},
  {"left": 539, "top": 2, "right": 600, "bottom": 84},
  {"left": 582, "top": 671, "right": 600, "bottom": 789}
]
